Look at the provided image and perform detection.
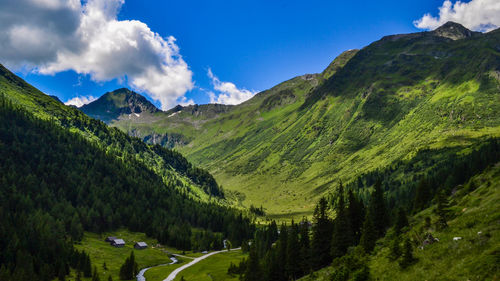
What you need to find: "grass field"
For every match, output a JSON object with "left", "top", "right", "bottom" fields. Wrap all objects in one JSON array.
[
  {"left": 143, "top": 262, "right": 185, "bottom": 281},
  {"left": 173, "top": 250, "right": 247, "bottom": 281},
  {"left": 68, "top": 229, "right": 205, "bottom": 281}
]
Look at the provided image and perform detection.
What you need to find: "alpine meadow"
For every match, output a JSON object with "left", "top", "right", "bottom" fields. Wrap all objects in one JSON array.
[{"left": 0, "top": 1, "right": 499, "bottom": 281}]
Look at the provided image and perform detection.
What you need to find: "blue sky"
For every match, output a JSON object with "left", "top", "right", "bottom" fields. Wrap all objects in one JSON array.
[{"left": 3, "top": 0, "right": 498, "bottom": 110}]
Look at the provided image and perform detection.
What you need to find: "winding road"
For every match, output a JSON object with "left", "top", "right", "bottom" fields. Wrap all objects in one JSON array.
[
  {"left": 136, "top": 248, "right": 241, "bottom": 281},
  {"left": 163, "top": 248, "right": 241, "bottom": 281}
]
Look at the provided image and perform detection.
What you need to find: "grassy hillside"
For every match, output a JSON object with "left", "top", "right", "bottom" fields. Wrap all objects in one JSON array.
[
  {"left": 98, "top": 23, "right": 500, "bottom": 218},
  {"left": 299, "top": 162, "right": 500, "bottom": 281},
  {"left": 0, "top": 63, "right": 223, "bottom": 201},
  {"left": 0, "top": 66, "right": 255, "bottom": 281}
]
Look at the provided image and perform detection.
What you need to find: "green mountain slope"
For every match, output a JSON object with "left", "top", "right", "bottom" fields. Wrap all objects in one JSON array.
[
  {"left": 85, "top": 22, "right": 500, "bottom": 217},
  {"left": 0, "top": 63, "right": 224, "bottom": 200},
  {"left": 299, "top": 162, "right": 500, "bottom": 281}
]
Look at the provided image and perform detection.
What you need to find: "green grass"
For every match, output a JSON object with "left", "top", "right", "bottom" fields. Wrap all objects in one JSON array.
[
  {"left": 73, "top": 230, "right": 171, "bottom": 280},
  {"left": 102, "top": 29, "right": 500, "bottom": 219},
  {"left": 174, "top": 250, "right": 247, "bottom": 281},
  {"left": 299, "top": 162, "right": 500, "bottom": 281},
  {"left": 143, "top": 262, "right": 185, "bottom": 281}
]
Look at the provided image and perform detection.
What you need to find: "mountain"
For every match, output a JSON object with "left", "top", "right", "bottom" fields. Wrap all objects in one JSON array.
[
  {"left": 81, "top": 22, "right": 500, "bottom": 218},
  {"left": 80, "top": 88, "right": 160, "bottom": 122},
  {"left": 0, "top": 64, "right": 255, "bottom": 280}
]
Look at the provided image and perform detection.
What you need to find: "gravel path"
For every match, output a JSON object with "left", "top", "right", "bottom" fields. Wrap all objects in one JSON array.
[{"left": 163, "top": 248, "right": 241, "bottom": 281}]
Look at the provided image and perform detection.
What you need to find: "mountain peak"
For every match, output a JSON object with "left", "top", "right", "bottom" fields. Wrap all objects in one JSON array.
[
  {"left": 432, "top": 21, "right": 479, "bottom": 40},
  {"left": 80, "top": 88, "right": 159, "bottom": 122}
]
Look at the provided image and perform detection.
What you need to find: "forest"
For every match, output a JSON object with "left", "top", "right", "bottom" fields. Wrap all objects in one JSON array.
[
  {"left": 232, "top": 137, "right": 500, "bottom": 281},
  {"left": 0, "top": 96, "right": 254, "bottom": 281}
]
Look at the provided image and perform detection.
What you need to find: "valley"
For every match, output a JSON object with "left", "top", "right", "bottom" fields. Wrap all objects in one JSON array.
[{"left": 83, "top": 22, "right": 500, "bottom": 218}]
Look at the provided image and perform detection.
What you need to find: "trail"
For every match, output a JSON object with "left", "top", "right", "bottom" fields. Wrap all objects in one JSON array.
[
  {"left": 163, "top": 248, "right": 241, "bottom": 281},
  {"left": 136, "top": 256, "right": 178, "bottom": 281}
]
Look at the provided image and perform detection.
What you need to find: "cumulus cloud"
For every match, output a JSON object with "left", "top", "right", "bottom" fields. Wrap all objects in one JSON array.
[
  {"left": 414, "top": 0, "right": 500, "bottom": 32},
  {"left": 207, "top": 68, "right": 256, "bottom": 105},
  {"left": 0, "top": 0, "right": 193, "bottom": 110},
  {"left": 64, "top": 95, "right": 97, "bottom": 107}
]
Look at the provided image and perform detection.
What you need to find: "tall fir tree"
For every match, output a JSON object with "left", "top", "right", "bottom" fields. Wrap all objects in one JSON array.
[
  {"left": 369, "top": 179, "right": 389, "bottom": 237},
  {"left": 413, "top": 179, "right": 431, "bottom": 212},
  {"left": 243, "top": 244, "right": 263, "bottom": 281},
  {"left": 360, "top": 211, "right": 377, "bottom": 253},
  {"left": 394, "top": 207, "right": 409, "bottom": 235},
  {"left": 347, "top": 189, "right": 365, "bottom": 244},
  {"left": 435, "top": 190, "right": 450, "bottom": 230},
  {"left": 331, "top": 183, "right": 352, "bottom": 259},
  {"left": 299, "top": 218, "right": 311, "bottom": 275},
  {"left": 286, "top": 221, "right": 301, "bottom": 280},
  {"left": 399, "top": 238, "right": 416, "bottom": 269},
  {"left": 311, "top": 197, "right": 333, "bottom": 270}
]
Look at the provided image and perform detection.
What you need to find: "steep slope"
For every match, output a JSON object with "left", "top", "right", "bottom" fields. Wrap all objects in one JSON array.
[
  {"left": 0, "top": 63, "right": 223, "bottom": 200},
  {"left": 86, "top": 22, "right": 500, "bottom": 217},
  {"left": 0, "top": 95, "right": 254, "bottom": 281},
  {"left": 299, "top": 162, "right": 500, "bottom": 281},
  {"left": 81, "top": 88, "right": 160, "bottom": 122}
]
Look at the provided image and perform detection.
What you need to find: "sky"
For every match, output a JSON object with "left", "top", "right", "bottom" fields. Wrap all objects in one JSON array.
[{"left": 1, "top": 0, "right": 499, "bottom": 110}]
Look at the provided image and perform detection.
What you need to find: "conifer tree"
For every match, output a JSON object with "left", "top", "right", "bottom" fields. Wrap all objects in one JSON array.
[
  {"left": 83, "top": 253, "right": 92, "bottom": 278},
  {"left": 435, "top": 190, "right": 449, "bottom": 230},
  {"left": 92, "top": 266, "right": 100, "bottom": 281},
  {"left": 389, "top": 236, "right": 401, "bottom": 260},
  {"left": 360, "top": 211, "right": 376, "bottom": 253},
  {"left": 243, "top": 244, "right": 262, "bottom": 281},
  {"left": 394, "top": 207, "right": 409, "bottom": 235},
  {"left": 286, "top": 221, "right": 301, "bottom": 280},
  {"left": 399, "top": 238, "right": 415, "bottom": 268},
  {"left": 311, "top": 197, "right": 333, "bottom": 270},
  {"left": 299, "top": 218, "right": 311, "bottom": 275},
  {"left": 369, "top": 179, "right": 389, "bottom": 237},
  {"left": 119, "top": 252, "right": 138, "bottom": 280},
  {"left": 413, "top": 179, "right": 431, "bottom": 212},
  {"left": 331, "top": 183, "right": 352, "bottom": 259},
  {"left": 347, "top": 189, "right": 365, "bottom": 243}
]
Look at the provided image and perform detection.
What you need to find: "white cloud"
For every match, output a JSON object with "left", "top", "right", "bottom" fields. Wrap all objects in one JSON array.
[
  {"left": 0, "top": 0, "right": 193, "bottom": 110},
  {"left": 207, "top": 68, "right": 256, "bottom": 105},
  {"left": 64, "top": 95, "right": 97, "bottom": 107},
  {"left": 414, "top": 0, "right": 500, "bottom": 32}
]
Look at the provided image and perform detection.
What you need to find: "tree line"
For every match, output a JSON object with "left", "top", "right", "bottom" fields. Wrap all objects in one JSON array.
[
  {"left": 0, "top": 97, "right": 254, "bottom": 281},
  {"left": 235, "top": 137, "right": 500, "bottom": 280}
]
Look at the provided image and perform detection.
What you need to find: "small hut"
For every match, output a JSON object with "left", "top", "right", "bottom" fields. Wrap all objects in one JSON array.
[
  {"left": 105, "top": 236, "right": 117, "bottom": 242},
  {"left": 111, "top": 239, "right": 125, "bottom": 247},
  {"left": 134, "top": 242, "right": 148, "bottom": 250}
]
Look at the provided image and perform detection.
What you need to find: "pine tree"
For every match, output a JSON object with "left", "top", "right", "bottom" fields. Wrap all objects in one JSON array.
[
  {"left": 394, "top": 207, "right": 409, "bottom": 235},
  {"left": 119, "top": 252, "right": 138, "bottom": 280},
  {"left": 347, "top": 190, "right": 365, "bottom": 243},
  {"left": 413, "top": 179, "right": 431, "bottom": 212},
  {"left": 331, "top": 183, "right": 352, "bottom": 259},
  {"left": 299, "top": 218, "right": 311, "bottom": 275},
  {"left": 399, "top": 238, "right": 415, "bottom": 269},
  {"left": 388, "top": 236, "right": 401, "bottom": 260},
  {"left": 83, "top": 253, "right": 92, "bottom": 278},
  {"left": 311, "top": 197, "right": 333, "bottom": 270},
  {"left": 286, "top": 221, "right": 301, "bottom": 280},
  {"left": 369, "top": 179, "right": 389, "bottom": 237},
  {"left": 243, "top": 244, "right": 262, "bottom": 281},
  {"left": 435, "top": 190, "right": 449, "bottom": 230},
  {"left": 92, "top": 266, "right": 100, "bottom": 281},
  {"left": 360, "top": 211, "right": 376, "bottom": 253},
  {"left": 108, "top": 275, "right": 113, "bottom": 281}
]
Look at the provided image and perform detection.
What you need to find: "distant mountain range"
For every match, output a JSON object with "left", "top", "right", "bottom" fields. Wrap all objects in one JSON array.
[{"left": 79, "top": 22, "right": 500, "bottom": 216}]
